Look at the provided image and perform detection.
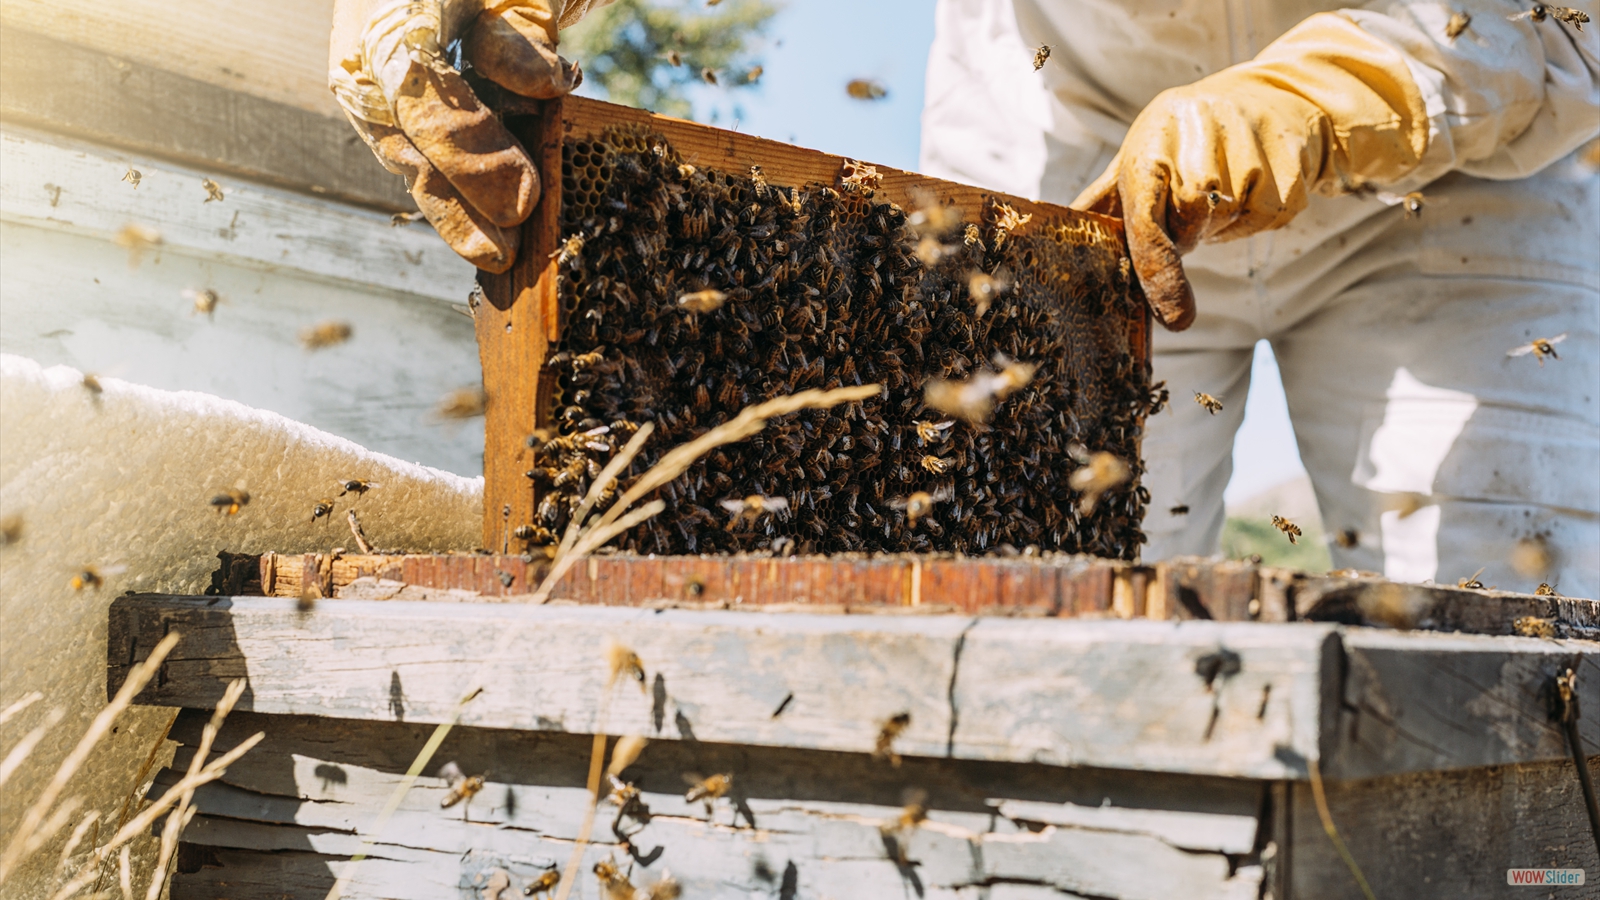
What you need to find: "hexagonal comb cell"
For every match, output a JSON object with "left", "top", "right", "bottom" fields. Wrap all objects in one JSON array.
[{"left": 535, "top": 128, "right": 1151, "bottom": 558}]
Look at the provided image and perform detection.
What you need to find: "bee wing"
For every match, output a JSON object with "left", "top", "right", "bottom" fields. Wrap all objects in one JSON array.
[
  {"left": 1373, "top": 190, "right": 1404, "bottom": 204},
  {"left": 1549, "top": 332, "right": 1569, "bottom": 345},
  {"left": 766, "top": 497, "right": 790, "bottom": 512},
  {"left": 888, "top": 496, "right": 910, "bottom": 510},
  {"left": 681, "top": 771, "right": 705, "bottom": 787},
  {"left": 930, "top": 486, "right": 955, "bottom": 502},
  {"left": 718, "top": 499, "right": 745, "bottom": 515},
  {"left": 100, "top": 564, "right": 130, "bottom": 576},
  {"left": 1506, "top": 343, "right": 1536, "bottom": 357},
  {"left": 1506, "top": 9, "right": 1535, "bottom": 21},
  {"left": 439, "top": 761, "right": 464, "bottom": 786}
]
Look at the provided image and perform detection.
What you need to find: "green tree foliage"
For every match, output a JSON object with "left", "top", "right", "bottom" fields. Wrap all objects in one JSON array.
[{"left": 561, "top": 0, "right": 780, "bottom": 120}]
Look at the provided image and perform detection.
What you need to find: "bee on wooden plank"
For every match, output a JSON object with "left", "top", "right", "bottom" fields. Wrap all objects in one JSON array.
[
  {"left": 438, "top": 761, "right": 486, "bottom": 810},
  {"left": 677, "top": 289, "right": 727, "bottom": 313},
  {"left": 1536, "top": 582, "right": 1560, "bottom": 596},
  {"left": 1446, "top": 10, "right": 1472, "bottom": 38},
  {"left": 1194, "top": 391, "right": 1224, "bottom": 415},
  {"left": 1067, "top": 444, "right": 1130, "bottom": 515},
  {"left": 210, "top": 487, "right": 250, "bottom": 516},
  {"left": 594, "top": 859, "right": 638, "bottom": 900},
  {"left": 1457, "top": 566, "right": 1487, "bottom": 590},
  {"left": 201, "top": 178, "right": 224, "bottom": 202},
  {"left": 606, "top": 641, "right": 646, "bottom": 690},
  {"left": 1506, "top": 332, "right": 1566, "bottom": 366},
  {"left": 683, "top": 772, "right": 732, "bottom": 815},
  {"left": 1033, "top": 44, "right": 1052, "bottom": 70},
  {"left": 1508, "top": 5, "right": 1588, "bottom": 29},
  {"left": 892, "top": 487, "right": 953, "bottom": 526},
  {"left": 1271, "top": 515, "right": 1302, "bottom": 544},
  {"left": 337, "top": 479, "right": 379, "bottom": 499},
  {"left": 121, "top": 167, "right": 141, "bottom": 189},
  {"left": 721, "top": 494, "right": 790, "bottom": 527},
  {"left": 70, "top": 564, "right": 125, "bottom": 590},
  {"left": 521, "top": 869, "right": 560, "bottom": 897},
  {"left": 1514, "top": 616, "right": 1557, "bottom": 638},
  {"left": 874, "top": 711, "right": 911, "bottom": 766},
  {"left": 299, "top": 320, "right": 352, "bottom": 350},
  {"left": 311, "top": 499, "right": 335, "bottom": 524},
  {"left": 184, "top": 288, "right": 222, "bottom": 319},
  {"left": 846, "top": 78, "right": 887, "bottom": 100}
]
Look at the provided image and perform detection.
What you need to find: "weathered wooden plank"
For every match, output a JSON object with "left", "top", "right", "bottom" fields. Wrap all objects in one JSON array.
[
  {"left": 1327, "top": 629, "right": 1600, "bottom": 780},
  {"left": 158, "top": 711, "right": 1266, "bottom": 900},
  {"left": 1286, "top": 758, "right": 1600, "bottom": 900},
  {"left": 1298, "top": 575, "right": 1600, "bottom": 637},
  {"left": 0, "top": 27, "right": 410, "bottom": 212}
]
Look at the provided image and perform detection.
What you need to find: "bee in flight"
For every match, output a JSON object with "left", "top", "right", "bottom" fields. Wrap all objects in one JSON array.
[
  {"left": 70, "top": 564, "right": 126, "bottom": 591},
  {"left": 299, "top": 320, "right": 352, "bottom": 350},
  {"left": 185, "top": 288, "right": 222, "bottom": 318},
  {"left": 874, "top": 712, "right": 912, "bottom": 766},
  {"left": 677, "top": 289, "right": 727, "bottom": 313},
  {"left": 1333, "top": 528, "right": 1361, "bottom": 549},
  {"left": 907, "top": 188, "right": 962, "bottom": 237},
  {"left": 925, "top": 356, "right": 1037, "bottom": 424},
  {"left": 1033, "top": 44, "right": 1052, "bottom": 70},
  {"left": 1067, "top": 444, "right": 1131, "bottom": 515},
  {"left": 438, "top": 761, "right": 486, "bottom": 811},
  {"left": 701, "top": 67, "right": 718, "bottom": 85},
  {"left": 967, "top": 270, "right": 1012, "bottom": 317},
  {"left": 1506, "top": 332, "right": 1567, "bottom": 366},
  {"left": 337, "top": 479, "right": 379, "bottom": 499},
  {"left": 846, "top": 78, "right": 888, "bottom": 100},
  {"left": 1458, "top": 567, "right": 1488, "bottom": 590},
  {"left": 1194, "top": 391, "right": 1224, "bottom": 415},
  {"left": 1445, "top": 10, "right": 1472, "bottom": 38},
  {"left": 210, "top": 487, "right": 250, "bottom": 516},
  {"left": 1169, "top": 504, "right": 1189, "bottom": 516},
  {"left": 433, "top": 387, "right": 487, "bottom": 420},
  {"left": 1508, "top": 5, "right": 1588, "bottom": 29},
  {"left": 879, "top": 787, "right": 929, "bottom": 866},
  {"left": 521, "top": 868, "right": 560, "bottom": 897},
  {"left": 684, "top": 772, "right": 732, "bottom": 816},
  {"left": 892, "top": 487, "right": 954, "bottom": 526},
  {"left": 746, "top": 65, "right": 763, "bottom": 83},
  {"left": 311, "top": 498, "right": 335, "bottom": 523},
  {"left": 1271, "top": 515, "right": 1302, "bottom": 545},
  {"left": 720, "top": 494, "right": 790, "bottom": 528},
  {"left": 201, "top": 178, "right": 224, "bottom": 202},
  {"left": 121, "top": 167, "right": 141, "bottom": 188},
  {"left": 606, "top": 641, "right": 646, "bottom": 690}
]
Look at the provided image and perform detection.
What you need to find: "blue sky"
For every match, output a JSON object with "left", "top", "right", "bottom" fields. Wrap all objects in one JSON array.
[{"left": 575, "top": 0, "right": 1309, "bottom": 507}]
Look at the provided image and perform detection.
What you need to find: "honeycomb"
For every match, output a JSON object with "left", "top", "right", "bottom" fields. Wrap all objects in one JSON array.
[{"left": 532, "top": 124, "right": 1153, "bottom": 557}]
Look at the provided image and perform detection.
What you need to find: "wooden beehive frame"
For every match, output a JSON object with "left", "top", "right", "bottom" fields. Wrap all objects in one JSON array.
[{"left": 474, "top": 95, "right": 1149, "bottom": 551}]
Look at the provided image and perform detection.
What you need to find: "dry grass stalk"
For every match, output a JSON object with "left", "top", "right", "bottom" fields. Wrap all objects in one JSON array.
[
  {"left": 1307, "top": 758, "right": 1376, "bottom": 900},
  {"left": 140, "top": 679, "right": 246, "bottom": 900},
  {"left": 91, "top": 710, "right": 178, "bottom": 897},
  {"left": 325, "top": 386, "right": 879, "bottom": 900},
  {"left": 0, "top": 632, "right": 180, "bottom": 882},
  {"left": 0, "top": 691, "right": 44, "bottom": 725},
  {"left": 53, "top": 812, "right": 99, "bottom": 882},
  {"left": 1, "top": 708, "right": 65, "bottom": 787}
]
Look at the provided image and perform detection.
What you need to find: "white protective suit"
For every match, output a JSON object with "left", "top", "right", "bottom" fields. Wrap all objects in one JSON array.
[{"left": 922, "top": 0, "right": 1600, "bottom": 596}]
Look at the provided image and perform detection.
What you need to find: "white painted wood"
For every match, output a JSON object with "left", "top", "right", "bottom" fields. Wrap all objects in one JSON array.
[
  {"left": 992, "top": 799, "right": 1260, "bottom": 854},
  {"left": 0, "top": 129, "right": 486, "bottom": 473}
]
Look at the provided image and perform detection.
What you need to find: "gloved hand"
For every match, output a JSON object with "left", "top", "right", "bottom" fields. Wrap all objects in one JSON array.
[
  {"left": 1072, "top": 13, "right": 1429, "bottom": 331},
  {"left": 330, "top": 0, "right": 588, "bottom": 272}
]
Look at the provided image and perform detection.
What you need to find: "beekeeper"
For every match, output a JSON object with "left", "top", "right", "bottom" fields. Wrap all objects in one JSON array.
[{"left": 329, "top": 0, "right": 1598, "bottom": 595}]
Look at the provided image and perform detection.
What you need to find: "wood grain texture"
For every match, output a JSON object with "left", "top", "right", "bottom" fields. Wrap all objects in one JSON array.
[
  {"left": 0, "top": 27, "right": 409, "bottom": 212},
  {"left": 156, "top": 710, "right": 1267, "bottom": 900}
]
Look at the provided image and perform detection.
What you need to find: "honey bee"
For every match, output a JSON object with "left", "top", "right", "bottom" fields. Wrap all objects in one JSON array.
[
  {"left": 1333, "top": 528, "right": 1361, "bottom": 549},
  {"left": 677, "top": 162, "right": 697, "bottom": 178},
  {"left": 70, "top": 564, "right": 125, "bottom": 591},
  {"left": 121, "top": 167, "right": 141, "bottom": 188},
  {"left": 337, "top": 479, "right": 379, "bottom": 499},
  {"left": 1194, "top": 392, "right": 1224, "bottom": 414},
  {"left": 433, "top": 386, "right": 488, "bottom": 419},
  {"left": 390, "top": 210, "right": 426, "bottom": 226},
  {"left": 1032, "top": 44, "right": 1051, "bottom": 70},
  {"left": 438, "top": 761, "right": 486, "bottom": 809},
  {"left": 1510, "top": 536, "right": 1551, "bottom": 577},
  {"left": 1271, "top": 515, "right": 1302, "bottom": 544},
  {"left": 521, "top": 869, "right": 560, "bottom": 897},
  {"left": 210, "top": 487, "right": 250, "bottom": 516},
  {"left": 1169, "top": 504, "right": 1190, "bottom": 516},
  {"left": 299, "top": 320, "right": 353, "bottom": 350},
  {"left": 184, "top": 288, "right": 221, "bottom": 318},
  {"left": 1457, "top": 566, "right": 1487, "bottom": 590},
  {"left": 749, "top": 164, "right": 769, "bottom": 196},
  {"left": 551, "top": 233, "right": 585, "bottom": 264},
  {"left": 924, "top": 357, "right": 1036, "bottom": 424},
  {"left": 846, "top": 78, "right": 888, "bottom": 100},
  {"left": 880, "top": 787, "right": 928, "bottom": 865},
  {"left": 606, "top": 641, "right": 647, "bottom": 690},
  {"left": 990, "top": 202, "right": 1033, "bottom": 249},
  {"left": 906, "top": 188, "right": 962, "bottom": 236},
  {"left": 914, "top": 235, "right": 954, "bottom": 266},
  {"left": 1374, "top": 190, "right": 1430, "bottom": 218},
  {"left": 311, "top": 499, "right": 335, "bottom": 523},
  {"left": 1508, "top": 5, "right": 1588, "bottom": 29},
  {"left": 297, "top": 578, "right": 320, "bottom": 612},
  {"left": 677, "top": 289, "right": 727, "bottom": 313},
  {"left": 840, "top": 159, "right": 883, "bottom": 192},
  {"left": 201, "top": 178, "right": 224, "bottom": 202},
  {"left": 967, "top": 270, "right": 1011, "bottom": 316},
  {"left": 684, "top": 772, "right": 732, "bottom": 814},
  {"left": 720, "top": 494, "right": 790, "bottom": 526},
  {"left": 1536, "top": 582, "right": 1560, "bottom": 597},
  {"left": 549, "top": 350, "right": 607, "bottom": 370},
  {"left": 892, "top": 487, "right": 954, "bottom": 526},
  {"left": 701, "top": 67, "right": 718, "bottom": 85},
  {"left": 113, "top": 223, "right": 162, "bottom": 265},
  {"left": 513, "top": 524, "right": 555, "bottom": 543},
  {"left": 920, "top": 455, "right": 954, "bottom": 475},
  {"left": 874, "top": 712, "right": 911, "bottom": 766},
  {"left": 664, "top": 49, "right": 682, "bottom": 66},
  {"left": 1067, "top": 444, "right": 1130, "bottom": 515},
  {"left": 1377, "top": 491, "right": 1431, "bottom": 520},
  {"left": 640, "top": 877, "right": 681, "bottom": 900},
  {"left": 914, "top": 420, "right": 955, "bottom": 444},
  {"left": 1506, "top": 332, "right": 1567, "bottom": 366},
  {"left": 747, "top": 65, "right": 763, "bottom": 83},
  {"left": 81, "top": 373, "right": 104, "bottom": 395},
  {"left": 1445, "top": 10, "right": 1472, "bottom": 38},
  {"left": 963, "top": 223, "right": 984, "bottom": 251},
  {"left": 1513, "top": 616, "right": 1557, "bottom": 639},
  {"left": 0, "top": 514, "right": 21, "bottom": 546},
  {"left": 594, "top": 859, "right": 636, "bottom": 900}
]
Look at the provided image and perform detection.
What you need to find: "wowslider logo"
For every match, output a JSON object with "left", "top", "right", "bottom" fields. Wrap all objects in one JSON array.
[{"left": 1508, "top": 868, "right": 1585, "bottom": 886}]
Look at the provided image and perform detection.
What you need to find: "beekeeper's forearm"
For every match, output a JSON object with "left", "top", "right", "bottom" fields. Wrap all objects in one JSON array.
[{"left": 1343, "top": 1, "right": 1600, "bottom": 182}]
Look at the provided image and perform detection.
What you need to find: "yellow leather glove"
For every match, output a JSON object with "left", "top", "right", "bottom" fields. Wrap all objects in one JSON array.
[
  {"left": 330, "top": 0, "right": 586, "bottom": 273},
  {"left": 1072, "top": 13, "right": 1429, "bottom": 331}
]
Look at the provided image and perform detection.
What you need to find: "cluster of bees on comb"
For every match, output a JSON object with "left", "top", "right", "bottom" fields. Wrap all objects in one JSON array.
[{"left": 528, "top": 124, "right": 1152, "bottom": 557}]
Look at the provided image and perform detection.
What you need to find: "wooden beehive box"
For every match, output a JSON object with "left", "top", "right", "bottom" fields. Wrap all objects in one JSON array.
[{"left": 473, "top": 96, "right": 1151, "bottom": 559}]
